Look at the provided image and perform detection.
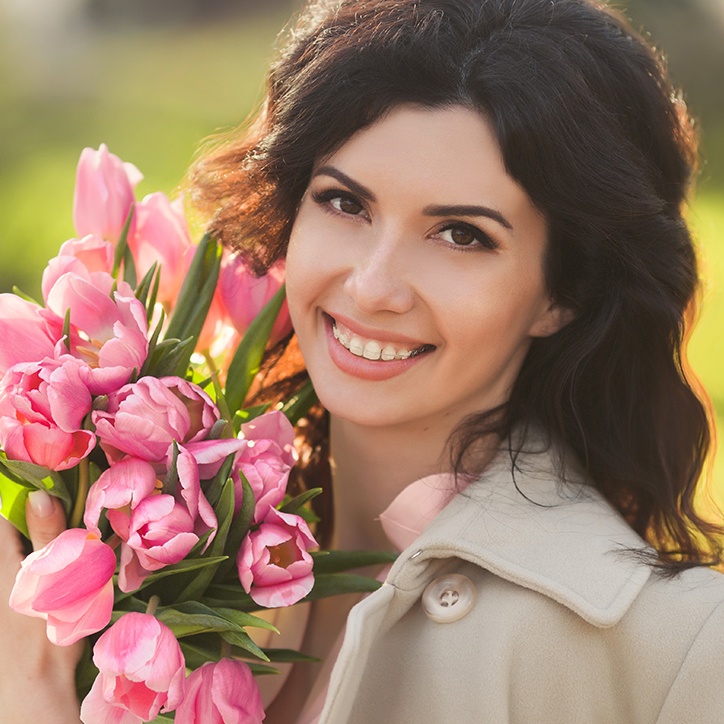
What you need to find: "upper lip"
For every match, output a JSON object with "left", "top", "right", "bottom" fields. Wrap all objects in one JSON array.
[{"left": 325, "top": 310, "right": 433, "bottom": 348}]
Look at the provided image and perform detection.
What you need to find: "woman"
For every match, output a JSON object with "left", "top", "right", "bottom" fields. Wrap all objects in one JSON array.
[{"left": 3, "top": 0, "right": 724, "bottom": 721}]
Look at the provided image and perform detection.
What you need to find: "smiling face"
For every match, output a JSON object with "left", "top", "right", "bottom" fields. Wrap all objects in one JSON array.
[{"left": 285, "top": 104, "right": 567, "bottom": 433}]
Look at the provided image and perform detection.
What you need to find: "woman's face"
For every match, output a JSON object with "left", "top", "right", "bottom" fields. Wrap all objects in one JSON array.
[{"left": 286, "top": 104, "right": 566, "bottom": 431}]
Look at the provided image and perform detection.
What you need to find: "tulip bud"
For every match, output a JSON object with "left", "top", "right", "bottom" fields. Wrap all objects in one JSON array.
[
  {"left": 80, "top": 612, "right": 186, "bottom": 723},
  {"left": 218, "top": 255, "right": 292, "bottom": 345},
  {"left": 175, "top": 659, "right": 265, "bottom": 724},
  {"left": 73, "top": 144, "right": 142, "bottom": 243},
  {"left": 9, "top": 528, "right": 115, "bottom": 645},
  {"left": 237, "top": 507, "right": 317, "bottom": 608}
]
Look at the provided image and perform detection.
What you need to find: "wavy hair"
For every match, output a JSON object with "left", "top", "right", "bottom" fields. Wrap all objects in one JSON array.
[{"left": 190, "top": 0, "right": 721, "bottom": 567}]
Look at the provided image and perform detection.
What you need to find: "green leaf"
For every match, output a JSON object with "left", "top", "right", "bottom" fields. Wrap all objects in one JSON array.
[
  {"left": 201, "top": 583, "right": 258, "bottom": 612},
  {"left": 213, "top": 606, "right": 278, "bottom": 633},
  {"left": 203, "top": 453, "right": 236, "bottom": 510},
  {"left": 139, "top": 336, "right": 196, "bottom": 379},
  {"left": 218, "top": 628, "right": 269, "bottom": 662},
  {"left": 305, "top": 573, "right": 383, "bottom": 600},
  {"left": 174, "top": 479, "right": 235, "bottom": 602},
  {"left": 12, "top": 286, "right": 40, "bottom": 305},
  {"left": 179, "top": 637, "right": 223, "bottom": 668},
  {"left": 178, "top": 628, "right": 271, "bottom": 664},
  {"left": 280, "top": 379, "right": 318, "bottom": 425},
  {"left": 0, "top": 472, "right": 29, "bottom": 537},
  {"left": 279, "top": 487, "right": 323, "bottom": 517},
  {"left": 157, "top": 605, "right": 245, "bottom": 639},
  {"left": 110, "top": 597, "right": 147, "bottom": 617},
  {"left": 224, "top": 283, "right": 287, "bottom": 416},
  {"left": 262, "top": 648, "right": 320, "bottom": 664},
  {"left": 114, "top": 556, "right": 229, "bottom": 603},
  {"left": 134, "top": 261, "right": 159, "bottom": 310},
  {"left": 163, "top": 442, "right": 181, "bottom": 498},
  {"left": 145, "top": 264, "right": 161, "bottom": 323},
  {"left": 62, "top": 307, "right": 72, "bottom": 353},
  {"left": 232, "top": 403, "right": 272, "bottom": 435},
  {"left": 112, "top": 208, "right": 137, "bottom": 287},
  {"left": 0, "top": 455, "right": 71, "bottom": 508},
  {"left": 138, "top": 308, "right": 165, "bottom": 375},
  {"left": 310, "top": 549, "right": 398, "bottom": 575},
  {"left": 247, "top": 662, "right": 282, "bottom": 676},
  {"left": 163, "top": 233, "right": 222, "bottom": 351},
  {"left": 74, "top": 640, "right": 98, "bottom": 702},
  {"left": 156, "top": 602, "right": 278, "bottom": 644},
  {"left": 213, "top": 472, "right": 255, "bottom": 583}
]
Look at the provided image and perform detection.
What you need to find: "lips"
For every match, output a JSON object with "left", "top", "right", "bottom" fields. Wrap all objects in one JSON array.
[{"left": 321, "top": 311, "right": 435, "bottom": 381}]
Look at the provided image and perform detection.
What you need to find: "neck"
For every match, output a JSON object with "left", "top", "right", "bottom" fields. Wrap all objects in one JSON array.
[{"left": 328, "top": 415, "right": 457, "bottom": 552}]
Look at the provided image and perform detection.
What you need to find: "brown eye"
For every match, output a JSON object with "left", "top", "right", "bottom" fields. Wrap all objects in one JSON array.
[
  {"left": 331, "top": 195, "right": 364, "bottom": 215},
  {"left": 438, "top": 222, "right": 498, "bottom": 251},
  {"left": 449, "top": 226, "right": 476, "bottom": 246}
]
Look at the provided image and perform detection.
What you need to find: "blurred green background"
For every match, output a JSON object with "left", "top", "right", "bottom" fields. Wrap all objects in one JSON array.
[{"left": 0, "top": 0, "right": 722, "bottom": 496}]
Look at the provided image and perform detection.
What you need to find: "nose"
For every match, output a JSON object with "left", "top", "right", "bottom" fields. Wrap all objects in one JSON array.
[{"left": 342, "top": 230, "right": 415, "bottom": 315}]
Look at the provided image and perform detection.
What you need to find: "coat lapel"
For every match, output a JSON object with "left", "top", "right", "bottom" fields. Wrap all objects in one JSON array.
[{"left": 386, "top": 436, "right": 654, "bottom": 628}]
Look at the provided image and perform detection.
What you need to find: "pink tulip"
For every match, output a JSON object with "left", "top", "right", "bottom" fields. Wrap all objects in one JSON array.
[
  {"left": 45, "top": 271, "right": 149, "bottom": 395},
  {"left": 92, "top": 376, "right": 222, "bottom": 468},
  {"left": 41, "top": 235, "right": 114, "bottom": 302},
  {"left": 80, "top": 613, "right": 186, "bottom": 724},
  {"left": 175, "top": 659, "right": 265, "bottom": 724},
  {"left": 0, "top": 294, "right": 59, "bottom": 376},
  {"left": 218, "top": 255, "right": 292, "bottom": 345},
  {"left": 73, "top": 144, "right": 142, "bottom": 243},
  {"left": 84, "top": 457, "right": 160, "bottom": 536},
  {"left": 195, "top": 286, "right": 235, "bottom": 356},
  {"left": 0, "top": 357, "right": 96, "bottom": 470},
  {"left": 117, "top": 494, "right": 199, "bottom": 592},
  {"left": 9, "top": 528, "right": 115, "bottom": 646},
  {"left": 84, "top": 455, "right": 219, "bottom": 581},
  {"left": 234, "top": 410, "right": 298, "bottom": 522},
  {"left": 128, "top": 193, "right": 193, "bottom": 307},
  {"left": 237, "top": 508, "right": 317, "bottom": 608}
]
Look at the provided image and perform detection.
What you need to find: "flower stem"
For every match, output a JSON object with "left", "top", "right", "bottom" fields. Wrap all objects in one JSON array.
[
  {"left": 146, "top": 595, "right": 161, "bottom": 617},
  {"left": 204, "top": 352, "right": 234, "bottom": 434},
  {"left": 220, "top": 640, "right": 232, "bottom": 658},
  {"left": 69, "top": 457, "right": 90, "bottom": 528}
]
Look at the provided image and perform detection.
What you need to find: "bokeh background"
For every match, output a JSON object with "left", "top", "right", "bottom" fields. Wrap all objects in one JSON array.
[{"left": 1, "top": 0, "right": 723, "bottom": 493}]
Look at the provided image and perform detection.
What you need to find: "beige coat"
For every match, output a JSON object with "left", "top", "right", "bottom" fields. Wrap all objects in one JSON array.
[{"left": 319, "top": 441, "right": 724, "bottom": 723}]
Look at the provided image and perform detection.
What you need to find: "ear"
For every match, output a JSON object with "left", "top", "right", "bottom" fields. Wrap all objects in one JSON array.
[{"left": 529, "top": 302, "right": 576, "bottom": 338}]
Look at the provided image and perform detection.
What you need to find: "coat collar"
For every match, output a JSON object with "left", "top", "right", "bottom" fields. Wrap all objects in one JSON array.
[{"left": 385, "top": 433, "right": 654, "bottom": 628}]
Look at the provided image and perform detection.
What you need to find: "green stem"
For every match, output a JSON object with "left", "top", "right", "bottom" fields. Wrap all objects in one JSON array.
[
  {"left": 204, "top": 352, "right": 233, "bottom": 434},
  {"left": 146, "top": 595, "right": 161, "bottom": 617},
  {"left": 69, "top": 457, "right": 89, "bottom": 528},
  {"left": 220, "top": 640, "right": 232, "bottom": 659}
]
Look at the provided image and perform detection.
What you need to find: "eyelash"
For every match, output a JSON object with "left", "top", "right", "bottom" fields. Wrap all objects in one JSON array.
[{"left": 310, "top": 187, "right": 499, "bottom": 252}]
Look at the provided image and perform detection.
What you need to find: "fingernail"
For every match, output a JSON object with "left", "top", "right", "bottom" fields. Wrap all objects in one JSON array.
[{"left": 28, "top": 490, "right": 54, "bottom": 518}]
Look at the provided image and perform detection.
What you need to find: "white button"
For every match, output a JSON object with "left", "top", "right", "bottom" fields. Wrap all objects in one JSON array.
[{"left": 421, "top": 573, "right": 476, "bottom": 623}]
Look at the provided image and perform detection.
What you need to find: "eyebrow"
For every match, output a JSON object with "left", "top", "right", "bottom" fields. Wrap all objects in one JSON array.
[{"left": 313, "top": 165, "right": 513, "bottom": 231}]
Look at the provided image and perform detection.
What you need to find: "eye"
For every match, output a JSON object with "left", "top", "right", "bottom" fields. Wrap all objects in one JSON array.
[
  {"left": 436, "top": 222, "right": 498, "bottom": 251},
  {"left": 311, "top": 189, "right": 367, "bottom": 219}
]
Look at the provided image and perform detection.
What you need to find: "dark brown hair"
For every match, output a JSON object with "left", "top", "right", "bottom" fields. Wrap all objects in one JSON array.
[{"left": 190, "top": 0, "right": 721, "bottom": 568}]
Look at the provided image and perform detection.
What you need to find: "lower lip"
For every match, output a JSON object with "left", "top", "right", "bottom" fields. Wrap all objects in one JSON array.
[{"left": 323, "top": 314, "right": 431, "bottom": 381}]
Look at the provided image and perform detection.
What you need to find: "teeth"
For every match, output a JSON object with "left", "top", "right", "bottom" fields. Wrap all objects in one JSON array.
[
  {"left": 381, "top": 345, "right": 396, "bottom": 361},
  {"left": 362, "top": 341, "right": 382, "bottom": 360},
  {"left": 332, "top": 318, "right": 428, "bottom": 361},
  {"left": 348, "top": 335, "right": 365, "bottom": 356}
]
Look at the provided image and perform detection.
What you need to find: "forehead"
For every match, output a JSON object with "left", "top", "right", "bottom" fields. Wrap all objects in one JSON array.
[{"left": 316, "top": 104, "right": 545, "bottom": 237}]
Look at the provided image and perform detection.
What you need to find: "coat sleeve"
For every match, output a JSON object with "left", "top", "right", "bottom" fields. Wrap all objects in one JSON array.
[{"left": 656, "top": 599, "right": 724, "bottom": 722}]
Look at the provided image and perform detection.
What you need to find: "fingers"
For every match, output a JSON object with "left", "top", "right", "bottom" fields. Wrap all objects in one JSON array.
[{"left": 26, "top": 490, "right": 67, "bottom": 551}]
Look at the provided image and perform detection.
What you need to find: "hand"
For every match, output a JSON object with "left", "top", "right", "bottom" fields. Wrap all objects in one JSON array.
[{"left": 0, "top": 491, "right": 82, "bottom": 723}]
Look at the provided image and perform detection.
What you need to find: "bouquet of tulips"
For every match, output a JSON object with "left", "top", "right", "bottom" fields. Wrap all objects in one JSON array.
[{"left": 0, "top": 146, "right": 393, "bottom": 723}]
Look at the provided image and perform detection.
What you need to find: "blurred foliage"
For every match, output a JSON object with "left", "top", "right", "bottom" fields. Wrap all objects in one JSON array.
[
  {"left": 0, "top": 0, "right": 722, "bottom": 490},
  {"left": 622, "top": 0, "right": 724, "bottom": 187}
]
